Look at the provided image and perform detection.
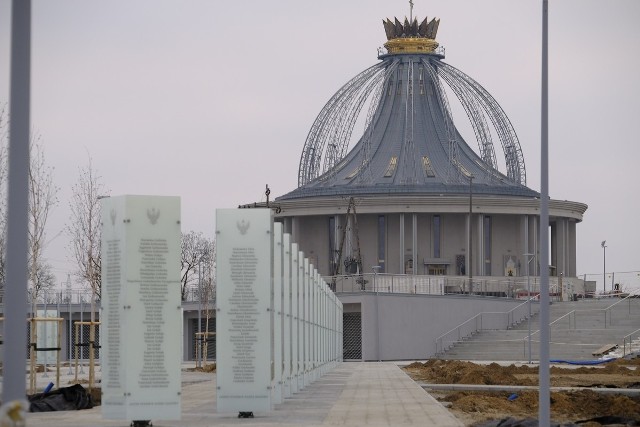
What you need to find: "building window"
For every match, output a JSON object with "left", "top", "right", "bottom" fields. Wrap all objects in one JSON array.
[
  {"left": 484, "top": 216, "right": 492, "bottom": 275},
  {"left": 377, "top": 215, "right": 385, "bottom": 273},
  {"left": 329, "top": 216, "right": 336, "bottom": 274},
  {"left": 427, "top": 264, "right": 446, "bottom": 275},
  {"left": 456, "top": 254, "right": 466, "bottom": 275},
  {"left": 384, "top": 156, "right": 398, "bottom": 177},
  {"left": 433, "top": 215, "right": 441, "bottom": 258},
  {"left": 422, "top": 156, "right": 436, "bottom": 177},
  {"left": 346, "top": 164, "right": 362, "bottom": 179}
]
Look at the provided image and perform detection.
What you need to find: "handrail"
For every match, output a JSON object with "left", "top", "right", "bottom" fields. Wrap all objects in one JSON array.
[
  {"left": 435, "top": 294, "right": 540, "bottom": 355},
  {"left": 623, "top": 328, "right": 640, "bottom": 356},
  {"left": 604, "top": 289, "right": 639, "bottom": 309},
  {"left": 525, "top": 290, "right": 640, "bottom": 342},
  {"left": 527, "top": 309, "right": 576, "bottom": 341},
  {"left": 506, "top": 293, "right": 541, "bottom": 324},
  {"left": 602, "top": 289, "right": 639, "bottom": 328}
]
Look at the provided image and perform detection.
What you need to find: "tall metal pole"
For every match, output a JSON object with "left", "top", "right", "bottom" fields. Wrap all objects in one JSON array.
[
  {"left": 539, "top": 0, "right": 551, "bottom": 424},
  {"left": 601, "top": 241, "right": 607, "bottom": 295},
  {"left": 198, "top": 262, "right": 202, "bottom": 368},
  {"left": 468, "top": 175, "right": 473, "bottom": 294},
  {"left": 2, "top": 0, "right": 31, "bottom": 404}
]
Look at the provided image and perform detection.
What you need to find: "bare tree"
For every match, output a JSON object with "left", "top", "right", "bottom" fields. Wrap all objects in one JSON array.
[
  {"left": 66, "top": 157, "right": 105, "bottom": 387},
  {"left": 28, "top": 136, "right": 59, "bottom": 300},
  {"left": 180, "top": 231, "right": 212, "bottom": 301},
  {"left": 200, "top": 238, "right": 216, "bottom": 303},
  {"left": 32, "top": 260, "right": 57, "bottom": 300},
  {"left": 66, "top": 156, "right": 107, "bottom": 298},
  {"left": 200, "top": 237, "right": 216, "bottom": 364}
]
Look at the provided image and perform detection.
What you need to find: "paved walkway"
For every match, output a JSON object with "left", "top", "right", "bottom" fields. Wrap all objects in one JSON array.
[{"left": 25, "top": 363, "right": 463, "bottom": 426}]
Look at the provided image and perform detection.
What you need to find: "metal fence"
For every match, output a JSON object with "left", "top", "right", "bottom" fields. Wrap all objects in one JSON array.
[
  {"left": 328, "top": 273, "right": 570, "bottom": 298},
  {"left": 581, "top": 271, "right": 640, "bottom": 295}
]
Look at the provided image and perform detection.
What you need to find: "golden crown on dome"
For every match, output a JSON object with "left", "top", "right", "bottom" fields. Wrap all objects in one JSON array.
[{"left": 382, "top": 16, "right": 440, "bottom": 54}]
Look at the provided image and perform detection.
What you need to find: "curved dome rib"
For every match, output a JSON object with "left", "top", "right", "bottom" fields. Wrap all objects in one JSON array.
[
  {"left": 437, "top": 62, "right": 527, "bottom": 185},
  {"left": 298, "top": 62, "right": 387, "bottom": 187},
  {"left": 321, "top": 68, "right": 388, "bottom": 183},
  {"left": 432, "top": 60, "right": 499, "bottom": 174},
  {"left": 422, "top": 59, "right": 461, "bottom": 183},
  {"left": 358, "top": 60, "right": 401, "bottom": 184}
]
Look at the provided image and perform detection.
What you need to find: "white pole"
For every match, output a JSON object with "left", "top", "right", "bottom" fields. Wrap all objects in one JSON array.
[{"left": 539, "top": 0, "right": 551, "bottom": 424}]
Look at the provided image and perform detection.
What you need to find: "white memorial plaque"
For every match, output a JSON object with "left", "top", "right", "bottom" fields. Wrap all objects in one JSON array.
[
  {"left": 310, "top": 267, "right": 315, "bottom": 381},
  {"left": 299, "top": 254, "right": 306, "bottom": 389},
  {"left": 304, "top": 258, "right": 310, "bottom": 387},
  {"left": 216, "top": 209, "right": 273, "bottom": 413},
  {"left": 102, "top": 195, "right": 182, "bottom": 421},
  {"left": 272, "top": 222, "right": 283, "bottom": 404},
  {"left": 282, "top": 233, "right": 292, "bottom": 398},
  {"left": 290, "top": 244, "right": 299, "bottom": 393}
]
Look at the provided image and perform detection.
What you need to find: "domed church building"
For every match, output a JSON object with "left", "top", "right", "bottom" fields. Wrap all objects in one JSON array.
[{"left": 243, "top": 11, "right": 588, "bottom": 359}]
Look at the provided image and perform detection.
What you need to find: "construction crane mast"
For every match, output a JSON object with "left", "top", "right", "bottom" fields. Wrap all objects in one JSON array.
[{"left": 332, "top": 197, "right": 363, "bottom": 277}]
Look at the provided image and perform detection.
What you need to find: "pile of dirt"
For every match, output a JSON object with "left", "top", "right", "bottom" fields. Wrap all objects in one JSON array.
[
  {"left": 442, "top": 390, "right": 640, "bottom": 425},
  {"left": 403, "top": 359, "right": 640, "bottom": 425},
  {"left": 186, "top": 363, "right": 216, "bottom": 373},
  {"left": 404, "top": 358, "right": 640, "bottom": 388}
]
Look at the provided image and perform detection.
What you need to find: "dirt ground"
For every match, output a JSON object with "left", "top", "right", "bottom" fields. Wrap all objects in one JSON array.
[
  {"left": 403, "top": 358, "right": 640, "bottom": 426},
  {"left": 185, "top": 362, "right": 217, "bottom": 373}
]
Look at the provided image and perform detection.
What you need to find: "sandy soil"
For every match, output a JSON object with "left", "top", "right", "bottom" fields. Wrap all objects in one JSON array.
[{"left": 403, "top": 359, "right": 640, "bottom": 426}]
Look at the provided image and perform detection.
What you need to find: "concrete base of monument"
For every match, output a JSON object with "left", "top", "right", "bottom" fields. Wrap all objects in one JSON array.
[{"left": 22, "top": 362, "right": 463, "bottom": 426}]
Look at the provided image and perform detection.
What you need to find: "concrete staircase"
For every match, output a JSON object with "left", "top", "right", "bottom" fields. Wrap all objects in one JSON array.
[{"left": 439, "top": 297, "right": 640, "bottom": 361}]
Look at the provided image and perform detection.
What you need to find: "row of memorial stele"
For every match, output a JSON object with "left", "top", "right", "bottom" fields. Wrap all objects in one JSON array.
[
  {"left": 216, "top": 208, "right": 344, "bottom": 414},
  {"left": 101, "top": 195, "right": 183, "bottom": 422}
]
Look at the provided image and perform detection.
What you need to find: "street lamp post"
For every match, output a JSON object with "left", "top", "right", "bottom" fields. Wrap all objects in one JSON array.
[
  {"left": 468, "top": 175, "right": 473, "bottom": 294},
  {"left": 601, "top": 241, "right": 607, "bottom": 295},
  {"left": 524, "top": 253, "right": 535, "bottom": 364}
]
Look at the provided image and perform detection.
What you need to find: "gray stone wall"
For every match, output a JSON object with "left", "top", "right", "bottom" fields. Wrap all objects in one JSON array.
[{"left": 339, "top": 293, "right": 526, "bottom": 361}]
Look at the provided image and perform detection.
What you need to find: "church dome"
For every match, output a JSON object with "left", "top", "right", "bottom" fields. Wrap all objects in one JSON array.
[{"left": 279, "top": 15, "right": 536, "bottom": 201}]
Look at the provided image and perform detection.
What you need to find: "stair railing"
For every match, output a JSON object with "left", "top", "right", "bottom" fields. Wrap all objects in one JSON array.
[
  {"left": 602, "top": 288, "right": 639, "bottom": 328},
  {"left": 623, "top": 328, "right": 640, "bottom": 356},
  {"left": 524, "top": 289, "right": 640, "bottom": 351},
  {"left": 435, "top": 295, "right": 540, "bottom": 356},
  {"left": 525, "top": 309, "right": 576, "bottom": 350}
]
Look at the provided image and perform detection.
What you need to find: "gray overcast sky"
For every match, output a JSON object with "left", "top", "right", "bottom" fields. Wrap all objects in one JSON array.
[{"left": 1, "top": 0, "right": 639, "bottom": 291}]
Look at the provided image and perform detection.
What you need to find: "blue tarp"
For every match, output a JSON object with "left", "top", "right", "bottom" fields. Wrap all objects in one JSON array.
[{"left": 549, "top": 357, "right": 616, "bottom": 365}]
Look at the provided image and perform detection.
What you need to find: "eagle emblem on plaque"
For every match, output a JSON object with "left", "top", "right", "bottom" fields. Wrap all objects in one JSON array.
[
  {"left": 236, "top": 219, "right": 250, "bottom": 235},
  {"left": 147, "top": 207, "right": 160, "bottom": 225}
]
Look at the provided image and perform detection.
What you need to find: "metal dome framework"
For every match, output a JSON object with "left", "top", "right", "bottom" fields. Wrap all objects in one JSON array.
[{"left": 297, "top": 52, "right": 527, "bottom": 189}]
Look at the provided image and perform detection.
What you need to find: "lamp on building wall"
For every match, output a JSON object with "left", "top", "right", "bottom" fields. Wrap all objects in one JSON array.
[{"left": 601, "top": 241, "right": 607, "bottom": 295}]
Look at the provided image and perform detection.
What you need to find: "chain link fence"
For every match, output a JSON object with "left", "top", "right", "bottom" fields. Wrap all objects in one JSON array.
[{"left": 580, "top": 271, "right": 640, "bottom": 295}]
